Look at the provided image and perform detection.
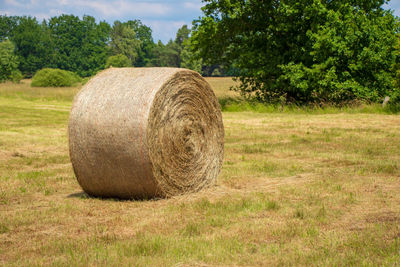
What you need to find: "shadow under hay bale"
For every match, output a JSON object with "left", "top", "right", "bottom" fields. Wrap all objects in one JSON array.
[
  {"left": 68, "top": 68, "right": 224, "bottom": 199},
  {"left": 67, "top": 192, "right": 90, "bottom": 199}
]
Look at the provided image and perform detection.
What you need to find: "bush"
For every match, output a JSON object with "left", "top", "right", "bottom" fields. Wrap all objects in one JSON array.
[
  {"left": 105, "top": 54, "right": 131, "bottom": 68},
  {"left": 31, "top": 68, "right": 81, "bottom": 87}
]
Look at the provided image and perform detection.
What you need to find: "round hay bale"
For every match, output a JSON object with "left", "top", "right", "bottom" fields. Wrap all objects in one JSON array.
[{"left": 68, "top": 68, "right": 224, "bottom": 199}]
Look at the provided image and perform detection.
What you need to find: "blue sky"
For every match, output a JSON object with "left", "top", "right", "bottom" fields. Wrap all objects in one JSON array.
[{"left": 1, "top": 0, "right": 400, "bottom": 43}]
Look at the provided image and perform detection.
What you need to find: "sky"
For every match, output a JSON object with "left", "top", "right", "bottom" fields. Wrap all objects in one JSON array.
[{"left": 1, "top": 0, "right": 400, "bottom": 43}]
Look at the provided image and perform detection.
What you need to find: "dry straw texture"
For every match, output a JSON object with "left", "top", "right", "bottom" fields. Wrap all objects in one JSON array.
[{"left": 68, "top": 68, "right": 224, "bottom": 199}]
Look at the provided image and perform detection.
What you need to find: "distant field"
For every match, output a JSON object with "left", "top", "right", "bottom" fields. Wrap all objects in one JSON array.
[
  {"left": 1, "top": 77, "right": 240, "bottom": 101},
  {"left": 205, "top": 77, "right": 240, "bottom": 99},
  {"left": 1, "top": 78, "right": 400, "bottom": 266}
]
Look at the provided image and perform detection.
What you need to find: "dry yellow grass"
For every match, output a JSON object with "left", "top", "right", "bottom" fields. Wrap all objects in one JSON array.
[
  {"left": 0, "top": 79, "right": 399, "bottom": 266},
  {"left": 205, "top": 77, "right": 240, "bottom": 99}
]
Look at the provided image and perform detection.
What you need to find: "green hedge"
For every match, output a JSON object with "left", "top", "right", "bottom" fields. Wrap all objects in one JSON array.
[{"left": 31, "top": 68, "right": 81, "bottom": 87}]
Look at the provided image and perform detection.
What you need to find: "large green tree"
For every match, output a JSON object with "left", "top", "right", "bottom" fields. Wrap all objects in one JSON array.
[
  {"left": 0, "top": 15, "right": 18, "bottom": 42},
  {"left": 192, "top": 0, "right": 399, "bottom": 104},
  {"left": 10, "top": 17, "right": 53, "bottom": 76},
  {"left": 110, "top": 21, "right": 142, "bottom": 66},
  {"left": 124, "top": 20, "right": 155, "bottom": 66},
  {"left": 48, "top": 15, "right": 110, "bottom": 77},
  {"left": 175, "top": 25, "right": 191, "bottom": 47}
]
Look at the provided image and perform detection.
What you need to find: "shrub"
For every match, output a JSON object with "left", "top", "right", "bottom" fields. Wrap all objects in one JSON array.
[
  {"left": 105, "top": 54, "right": 131, "bottom": 68},
  {"left": 31, "top": 68, "right": 81, "bottom": 87}
]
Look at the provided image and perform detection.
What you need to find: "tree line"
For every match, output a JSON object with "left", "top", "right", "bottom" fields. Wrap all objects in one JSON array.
[{"left": 0, "top": 14, "right": 229, "bottom": 79}]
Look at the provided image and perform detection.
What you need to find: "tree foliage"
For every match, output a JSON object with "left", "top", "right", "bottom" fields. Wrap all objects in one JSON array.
[
  {"left": 192, "top": 0, "right": 399, "bottom": 104},
  {"left": 0, "top": 15, "right": 18, "bottom": 42},
  {"left": 0, "top": 40, "right": 21, "bottom": 82},
  {"left": 1, "top": 15, "right": 111, "bottom": 77},
  {"left": 147, "top": 40, "right": 180, "bottom": 67},
  {"left": 0, "top": 14, "right": 232, "bottom": 80},
  {"left": 105, "top": 54, "right": 132, "bottom": 68},
  {"left": 11, "top": 17, "right": 53, "bottom": 76},
  {"left": 175, "top": 25, "right": 191, "bottom": 47},
  {"left": 110, "top": 21, "right": 142, "bottom": 65},
  {"left": 48, "top": 15, "right": 110, "bottom": 77},
  {"left": 147, "top": 25, "right": 202, "bottom": 71},
  {"left": 124, "top": 20, "right": 154, "bottom": 67},
  {"left": 180, "top": 39, "right": 203, "bottom": 73}
]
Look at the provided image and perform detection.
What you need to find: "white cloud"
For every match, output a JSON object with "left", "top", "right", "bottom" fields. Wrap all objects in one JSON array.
[
  {"left": 34, "top": 9, "right": 62, "bottom": 20},
  {"left": 33, "top": 13, "right": 50, "bottom": 20},
  {"left": 183, "top": 1, "right": 203, "bottom": 10},
  {"left": 0, "top": 10, "right": 12, "bottom": 15},
  {"left": 4, "top": 0, "right": 25, "bottom": 8},
  {"left": 56, "top": 0, "right": 69, "bottom": 5},
  {"left": 67, "top": 0, "right": 171, "bottom": 17}
]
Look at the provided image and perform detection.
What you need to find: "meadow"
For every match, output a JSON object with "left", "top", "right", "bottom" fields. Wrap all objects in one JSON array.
[{"left": 1, "top": 78, "right": 400, "bottom": 266}]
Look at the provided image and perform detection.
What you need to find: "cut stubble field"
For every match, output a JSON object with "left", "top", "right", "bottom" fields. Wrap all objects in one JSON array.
[{"left": 0, "top": 78, "right": 400, "bottom": 266}]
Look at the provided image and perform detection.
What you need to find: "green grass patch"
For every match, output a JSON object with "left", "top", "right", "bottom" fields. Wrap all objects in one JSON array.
[{"left": 219, "top": 97, "right": 399, "bottom": 114}]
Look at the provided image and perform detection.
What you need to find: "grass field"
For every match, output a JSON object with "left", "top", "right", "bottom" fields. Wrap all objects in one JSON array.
[{"left": 1, "top": 78, "right": 400, "bottom": 266}]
